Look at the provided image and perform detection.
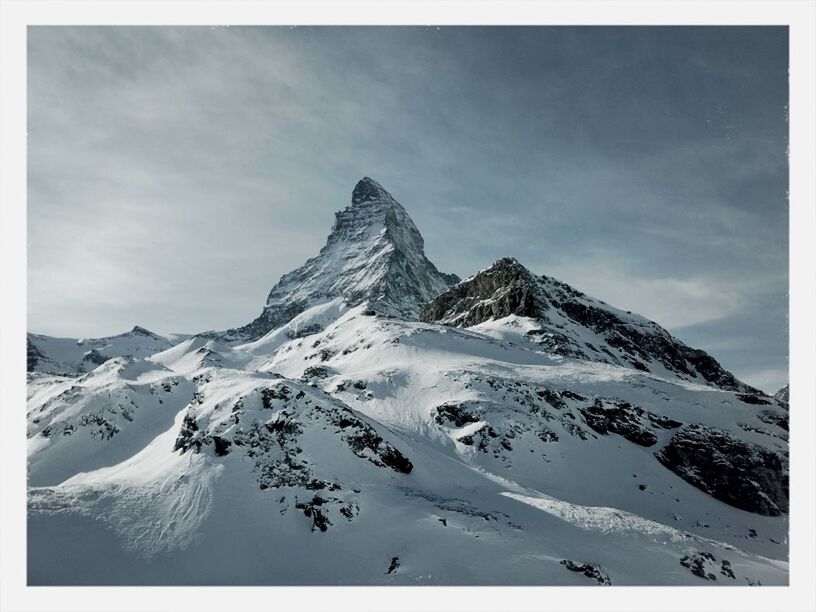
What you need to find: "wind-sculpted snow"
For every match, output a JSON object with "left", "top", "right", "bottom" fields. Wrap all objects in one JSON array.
[{"left": 27, "top": 178, "right": 788, "bottom": 585}]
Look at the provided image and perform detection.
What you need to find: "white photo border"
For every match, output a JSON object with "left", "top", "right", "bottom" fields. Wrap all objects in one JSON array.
[{"left": 1, "top": 2, "right": 813, "bottom": 611}]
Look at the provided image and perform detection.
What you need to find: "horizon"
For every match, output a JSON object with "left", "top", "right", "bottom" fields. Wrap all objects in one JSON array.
[{"left": 27, "top": 26, "right": 788, "bottom": 393}]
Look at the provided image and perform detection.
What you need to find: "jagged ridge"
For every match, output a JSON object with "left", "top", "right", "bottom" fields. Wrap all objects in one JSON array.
[
  {"left": 420, "top": 257, "right": 758, "bottom": 393},
  {"left": 214, "top": 177, "right": 459, "bottom": 342}
]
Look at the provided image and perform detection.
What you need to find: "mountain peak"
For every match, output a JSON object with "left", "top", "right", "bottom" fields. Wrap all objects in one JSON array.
[
  {"left": 422, "top": 258, "right": 757, "bottom": 393},
  {"left": 130, "top": 325, "right": 157, "bottom": 336},
  {"left": 481, "top": 257, "right": 534, "bottom": 279},
  {"left": 216, "top": 178, "right": 460, "bottom": 342},
  {"left": 351, "top": 176, "right": 392, "bottom": 205},
  {"left": 327, "top": 177, "right": 408, "bottom": 246}
]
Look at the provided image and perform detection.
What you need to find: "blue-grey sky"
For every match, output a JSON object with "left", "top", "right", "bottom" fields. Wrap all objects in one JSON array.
[{"left": 27, "top": 26, "right": 788, "bottom": 392}]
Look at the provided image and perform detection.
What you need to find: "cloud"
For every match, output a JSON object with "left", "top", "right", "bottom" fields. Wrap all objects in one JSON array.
[
  {"left": 537, "top": 256, "right": 759, "bottom": 330},
  {"left": 739, "top": 368, "right": 789, "bottom": 396}
]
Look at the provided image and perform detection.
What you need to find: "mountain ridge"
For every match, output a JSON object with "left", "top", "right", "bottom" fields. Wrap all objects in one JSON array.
[
  {"left": 210, "top": 177, "right": 460, "bottom": 342},
  {"left": 420, "top": 257, "right": 759, "bottom": 394},
  {"left": 26, "top": 177, "right": 788, "bottom": 586}
]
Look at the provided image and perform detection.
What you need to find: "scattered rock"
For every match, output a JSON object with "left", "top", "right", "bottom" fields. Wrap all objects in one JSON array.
[
  {"left": 757, "top": 410, "right": 788, "bottom": 432},
  {"left": 173, "top": 413, "right": 201, "bottom": 453},
  {"left": 295, "top": 496, "right": 331, "bottom": 532},
  {"left": 560, "top": 560, "right": 611, "bottom": 585},
  {"left": 720, "top": 560, "right": 736, "bottom": 579},
  {"left": 211, "top": 435, "right": 232, "bottom": 456},
  {"left": 680, "top": 552, "right": 717, "bottom": 581},
  {"left": 386, "top": 556, "right": 400, "bottom": 575},
  {"left": 737, "top": 393, "right": 772, "bottom": 406},
  {"left": 579, "top": 399, "right": 680, "bottom": 447},
  {"left": 434, "top": 403, "right": 481, "bottom": 427},
  {"left": 302, "top": 365, "right": 331, "bottom": 381}
]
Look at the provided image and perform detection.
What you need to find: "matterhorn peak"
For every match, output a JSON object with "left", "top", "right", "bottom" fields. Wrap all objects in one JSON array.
[
  {"left": 351, "top": 176, "right": 393, "bottom": 205},
  {"left": 326, "top": 176, "right": 411, "bottom": 246},
  {"left": 214, "top": 177, "right": 460, "bottom": 342}
]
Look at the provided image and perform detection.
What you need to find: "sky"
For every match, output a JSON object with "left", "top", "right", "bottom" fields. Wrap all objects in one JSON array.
[{"left": 27, "top": 26, "right": 789, "bottom": 393}]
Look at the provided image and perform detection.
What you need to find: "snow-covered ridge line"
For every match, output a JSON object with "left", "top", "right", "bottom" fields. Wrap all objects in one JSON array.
[{"left": 421, "top": 257, "right": 760, "bottom": 394}]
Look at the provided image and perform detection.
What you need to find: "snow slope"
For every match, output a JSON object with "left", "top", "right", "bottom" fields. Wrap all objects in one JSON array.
[
  {"left": 28, "top": 326, "right": 173, "bottom": 375},
  {"left": 26, "top": 178, "right": 788, "bottom": 586}
]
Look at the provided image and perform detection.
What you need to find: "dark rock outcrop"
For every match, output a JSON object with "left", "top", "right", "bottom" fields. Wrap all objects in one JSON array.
[
  {"left": 757, "top": 410, "right": 788, "bottom": 432},
  {"left": 82, "top": 349, "right": 109, "bottom": 366},
  {"left": 27, "top": 338, "right": 44, "bottom": 372},
  {"left": 420, "top": 258, "right": 758, "bottom": 393},
  {"left": 294, "top": 496, "right": 331, "bottom": 532},
  {"left": 211, "top": 177, "right": 459, "bottom": 342},
  {"left": 434, "top": 403, "right": 481, "bottom": 427},
  {"left": 386, "top": 556, "right": 400, "bottom": 574},
  {"left": 656, "top": 425, "right": 788, "bottom": 516},
  {"left": 737, "top": 393, "right": 773, "bottom": 406},
  {"left": 560, "top": 560, "right": 612, "bottom": 585},
  {"left": 420, "top": 258, "right": 540, "bottom": 326},
  {"left": 579, "top": 399, "right": 681, "bottom": 447}
]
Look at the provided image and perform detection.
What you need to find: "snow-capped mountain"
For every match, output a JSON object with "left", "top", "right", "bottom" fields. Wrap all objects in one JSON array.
[
  {"left": 420, "top": 257, "right": 758, "bottom": 393},
  {"left": 26, "top": 178, "right": 789, "bottom": 586},
  {"left": 27, "top": 326, "right": 175, "bottom": 375},
  {"left": 211, "top": 177, "right": 459, "bottom": 342}
]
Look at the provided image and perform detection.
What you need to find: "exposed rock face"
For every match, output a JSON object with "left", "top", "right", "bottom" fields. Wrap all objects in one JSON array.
[
  {"left": 420, "top": 258, "right": 758, "bottom": 393},
  {"left": 757, "top": 410, "right": 788, "bottom": 432},
  {"left": 170, "top": 375, "right": 412, "bottom": 533},
  {"left": 578, "top": 399, "right": 682, "bottom": 447},
  {"left": 175, "top": 378, "right": 413, "bottom": 480},
  {"left": 679, "top": 552, "right": 719, "bottom": 581},
  {"left": 82, "top": 348, "right": 109, "bottom": 366},
  {"left": 214, "top": 177, "right": 459, "bottom": 342},
  {"left": 560, "top": 560, "right": 612, "bottom": 585},
  {"left": 655, "top": 425, "right": 788, "bottom": 516},
  {"left": 774, "top": 384, "right": 789, "bottom": 404},
  {"left": 420, "top": 257, "right": 540, "bottom": 326}
]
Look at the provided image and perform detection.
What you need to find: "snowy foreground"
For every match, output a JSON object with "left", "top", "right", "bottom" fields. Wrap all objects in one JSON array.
[{"left": 26, "top": 178, "right": 788, "bottom": 585}]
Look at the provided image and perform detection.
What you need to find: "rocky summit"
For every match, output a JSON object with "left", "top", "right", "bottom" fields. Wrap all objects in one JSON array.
[
  {"left": 420, "top": 257, "right": 759, "bottom": 393},
  {"left": 26, "top": 178, "right": 789, "bottom": 586},
  {"left": 212, "top": 177, "right": 459, "bottom": 342}
]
